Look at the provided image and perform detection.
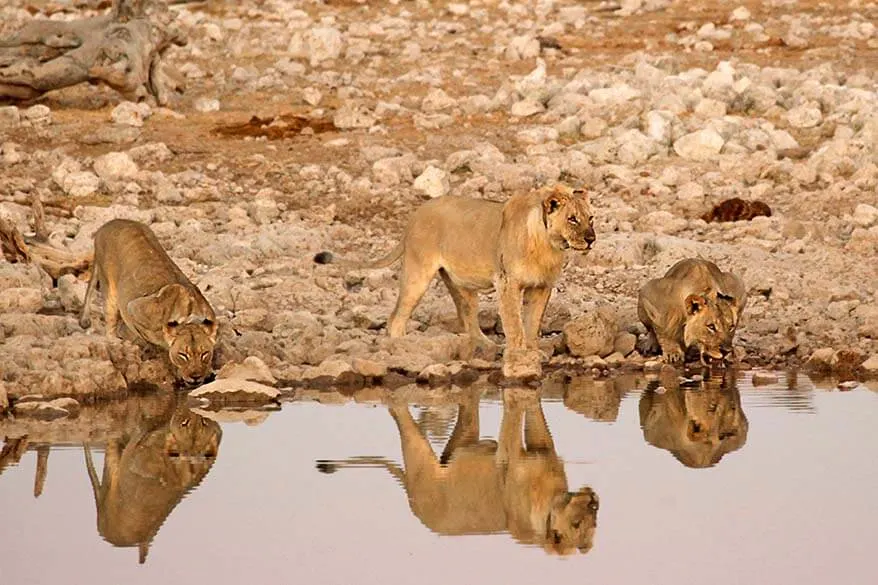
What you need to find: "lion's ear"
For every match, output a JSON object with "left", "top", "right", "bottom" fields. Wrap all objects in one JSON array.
[
  {"left": 685, "top": 293, "right": 707, "bottom": 315},
  {"left": 202, "top": 317, "right": 218, "bottom": 342},
  {"left": 543, "top": 190, "right": 568, "bottom": 214},
  {"left": 572, "top": 187, "right": 590, "bottom": 202}
]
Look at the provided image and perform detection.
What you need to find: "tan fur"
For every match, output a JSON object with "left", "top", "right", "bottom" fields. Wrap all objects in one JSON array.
[
  {"left": 318, "top": 391, "right": 599, "bottom": 555},
  {"left": 80, "top": 219, "right": 218, "bottom": 384},
  {"left": 638, "top": 258, "right": 746, "bottom": 364},
  {"left": 639, "top": 370, "right": 748, "bottom": 468},
  {"left": 316, "top": 186, "right": 595, "bottom": 374},
  {"left": 83, "top": 404, "right": 222, "bottom": 564}
]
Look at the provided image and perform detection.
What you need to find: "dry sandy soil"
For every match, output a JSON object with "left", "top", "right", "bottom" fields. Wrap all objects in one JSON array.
[{"left": 1, "top": 0, "right": 877, "bottom": 406}]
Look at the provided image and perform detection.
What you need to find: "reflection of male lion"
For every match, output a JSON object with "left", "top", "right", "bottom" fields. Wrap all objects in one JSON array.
[
  {"left": 639, "top": 371, "right": 748, "bottom": 468},
  {"left": 638, "top": 258, "right": 746, "bottom": 365},
  {"left": 83, "top": 403, "right": 222, "bottom": 563},
  {"left": 80, "top": 219, "right": 218, "bottom": 384},
  {"left": 318, "top": 390, "right": 599, "bottom": 555},
  {"left": 315, "top": 186, "right": 596, "bottom": 377}
]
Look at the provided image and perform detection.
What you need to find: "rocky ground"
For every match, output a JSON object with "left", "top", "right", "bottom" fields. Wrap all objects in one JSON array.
[{"left": 1, "top": 0, "right": 877, "bottom": 407}]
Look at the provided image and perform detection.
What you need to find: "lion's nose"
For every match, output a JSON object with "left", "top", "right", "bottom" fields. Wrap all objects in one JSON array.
[{"left": 585, "top": 226, "right": 596, "bottom": 244}]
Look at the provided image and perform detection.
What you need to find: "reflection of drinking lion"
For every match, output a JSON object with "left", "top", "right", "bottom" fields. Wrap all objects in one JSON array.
[
  {"left": 318, "top": 390, "right": 598, "bottom": 555},
  {"left": 639, "top": 372, "right": 749, "bottom": 468},
  {"left": 83, "top": 403, "right": 222, "bottom": 563}
]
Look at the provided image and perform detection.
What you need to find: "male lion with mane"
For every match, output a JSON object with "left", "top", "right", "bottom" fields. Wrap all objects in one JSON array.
[
  {"left": 317, "top": 389, "right": 599, "bottom": 555},
  {"left": 638, "top": 258, "right": 746, "bottom": 365},
  {"left": 315, "top": 185, "right": 595, "bottom": 377}
]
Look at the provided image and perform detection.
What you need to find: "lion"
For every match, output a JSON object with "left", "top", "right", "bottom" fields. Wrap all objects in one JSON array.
[
  {"left": 637, "top": 258, "right": 746, "bottom": 365},
  {"left": 83, "top": 402, "right": 222, "bottom": 564},
  {"left": 314, "top": 186, "right": 596, "bottom": 377},
  {"left": 79, "top": 219, "right": 218, "bottom": 384},
  {"left": 316, "top": 389, "right": 599, "bottom": 555},
  {"left": 639, "top": 369, "right": 749, "bottom": 468}
]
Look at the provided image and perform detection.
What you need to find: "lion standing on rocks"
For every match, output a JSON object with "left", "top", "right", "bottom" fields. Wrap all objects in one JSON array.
[
  {"left": 315, "top": 185, "right": 596, "bottom": 378},
  {"left": 80, "top": 219, "right": 218, "bottom": 385}
]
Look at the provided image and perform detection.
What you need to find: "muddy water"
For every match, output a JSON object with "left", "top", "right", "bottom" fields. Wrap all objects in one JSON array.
[{"left": 1, "top": 371, "right": 876, "bottom": 585}]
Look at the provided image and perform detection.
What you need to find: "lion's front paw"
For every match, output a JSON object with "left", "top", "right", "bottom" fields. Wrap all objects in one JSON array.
[{"left": 661, "top": 350, "right": 685, "bottom": 365}]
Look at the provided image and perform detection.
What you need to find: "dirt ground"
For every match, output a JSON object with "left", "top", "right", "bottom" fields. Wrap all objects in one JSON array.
[{"left": 1, "top": 0, "right": 877, "bottom": 402}]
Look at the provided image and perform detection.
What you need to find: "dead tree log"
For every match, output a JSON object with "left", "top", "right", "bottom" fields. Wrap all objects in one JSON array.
[
  {"left": 0, "top": 215, "right": 91, "bottom": 281},
  {"left": 0, "top": 0, "right": 186, "bottom": 104}
]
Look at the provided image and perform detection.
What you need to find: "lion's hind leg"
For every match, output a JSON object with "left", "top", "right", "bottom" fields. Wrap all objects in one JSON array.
[
  {"left": 439, "top": 270, "right": 496, "bottom": 358},
  {"left": 387, "top": 252, "right": 439, "bottom": 338}
]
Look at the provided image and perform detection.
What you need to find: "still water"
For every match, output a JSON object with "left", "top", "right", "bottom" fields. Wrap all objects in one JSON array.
[{"left": 1, "top": 370, "right": 876, "bottom": 585}]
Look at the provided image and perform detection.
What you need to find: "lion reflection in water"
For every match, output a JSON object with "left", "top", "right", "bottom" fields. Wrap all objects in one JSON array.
[
  {"left": 83, "top": 403, "right": 222, "bottom": 563},
  {"left": 318, "top": 390, "right": 599, "bottom": 555},
  {"left": 639, "top": 370, "right": 749, "bottom": 468}
]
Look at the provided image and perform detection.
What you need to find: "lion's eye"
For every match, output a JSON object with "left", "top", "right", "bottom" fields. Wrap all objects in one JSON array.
[
  {"left": 201, "top": 352, "right": 210, "bottom": 362},
  {"left": 568, "top": 216, "right": 579, "bottom": 225},
  {"left": 181, "top": 418, "right": 190, "bottom": 427},
  {"left": 178, "top": 352, "right": 190, "bottom": 361},
  {"left": 589, "top": 216, "right": 594, "bottom": 226},
  {"left": 707, "top": 324, "right": 717, "bottom": 332}
]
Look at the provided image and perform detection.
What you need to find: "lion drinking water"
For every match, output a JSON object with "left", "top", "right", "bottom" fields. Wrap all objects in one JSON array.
[
  {"left": 637, "top": 258, "right": 747, "bottom": 365},
  {"left": 80, "top": 219, "right": 218, "bottom": 384},
  {"left": 315, "top": 185, "right": 596, "bottom": 377}
]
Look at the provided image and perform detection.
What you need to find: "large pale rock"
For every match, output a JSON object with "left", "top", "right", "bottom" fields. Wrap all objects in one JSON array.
[
  {"left": 372, "top": 155, "right": 415, "bottom": 186},
  {"left": 563, "top": 306, "right": 618, "bottom": 358},
  {"left": 589, "top": 84, "right": 640, "bottom": 105},
  {"left": 861, "top": 355, "right": 878, "bottom": 376},
  {"left": 93, "top": 152, "right": 138, "bottom": 181},
  {"left": 0, "top": 106, "right": 21, "bottom": 130},
  {"left": 111, "top": 102, "right": 146, "bottom": 127},
  {"left": 217, "top": 356, "right": 277, "bottom": 385},
  {"left": 422, "top": 88, "right": 457, "bottom": 112},
  {"left": 61, "top": 171, "right": 101, "bottom": 198},
  {"left": 57, "top": 274, "right": 86, "bottom": 313},
  {"left": 189, "top": 379, "right": 280, "bottom": 403},
  {"left": 351, "top": 357, "right": 388, "bottom": 378},
  {"left": 852, "top": 204, "right": 878, "bottom": 228},
  {"left": 673, "top": 128, "right": 725, "bottom": 161},
  {"left": 616, "top": 129, "right": 655, "bottom": 166},
  {"left": 0, "top": 288, "right": 43, "bottom": 313},
  {"left": 303, "top": 27, "right": 344, "bottom": 65},
  {"left": 333, "top": 101, "right": 376, "bottom": 129},
  {"left": 413, "top": 166, "right": 450, "bottom": 198},
  {"left": 787, "top": 104, "right": 822, "bottom": 129}
]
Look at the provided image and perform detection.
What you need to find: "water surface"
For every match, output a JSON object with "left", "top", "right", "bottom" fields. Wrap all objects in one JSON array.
[{"left": 1, "top": 370, "right": 876, "bottom": 585}]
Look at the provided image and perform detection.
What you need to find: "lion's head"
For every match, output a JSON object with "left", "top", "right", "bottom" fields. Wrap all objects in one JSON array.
[
  {"left": 681, "top": 292, "right": 739, "bottom": 364},
  {"left": 544, "top": 487, "right": 600, "bottom": 555},
  {"left": 163, "top": 319, "right": 217, "bottom": 385},
  {"left": 639, "top": 373, "right": 749, "bottom": 468},
  {"left": 166, "top": 406, "right": 222, "bottom": 459},
  {"left": 542, "top": 186, "right": 596, "bottom": 253}
]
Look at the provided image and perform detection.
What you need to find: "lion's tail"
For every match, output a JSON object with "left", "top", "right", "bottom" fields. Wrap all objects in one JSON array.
[
  {"left": 315, "top": 456, "right": 405, "bottom": 485},
  {"left": 313, "top": 240, "right": 404, "bottom": 271}
]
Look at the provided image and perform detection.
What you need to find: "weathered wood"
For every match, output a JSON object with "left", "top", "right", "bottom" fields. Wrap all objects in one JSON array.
[
  {"left": 0, "top": 215, "right": 91, "bottom": 279},
  {"left": 0, "top": 0, "right": 186, "bottom": 104}
]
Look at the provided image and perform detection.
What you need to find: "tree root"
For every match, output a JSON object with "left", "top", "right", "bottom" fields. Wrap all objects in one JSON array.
[{"left": 0, "top": 0, "right": 186, "bottom": 104}]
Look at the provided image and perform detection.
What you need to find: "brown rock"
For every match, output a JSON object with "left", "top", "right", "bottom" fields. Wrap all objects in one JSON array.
[{"left": 563, "top": 306, "right": 618, "bottom": 358}]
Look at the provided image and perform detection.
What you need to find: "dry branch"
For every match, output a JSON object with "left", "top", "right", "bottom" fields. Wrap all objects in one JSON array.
[
  {"left": 0, "top": 216, "right": 91, "bottom": 280},
  {"left": 0, "top": 0, "right": 186, "bottom": 104}
]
